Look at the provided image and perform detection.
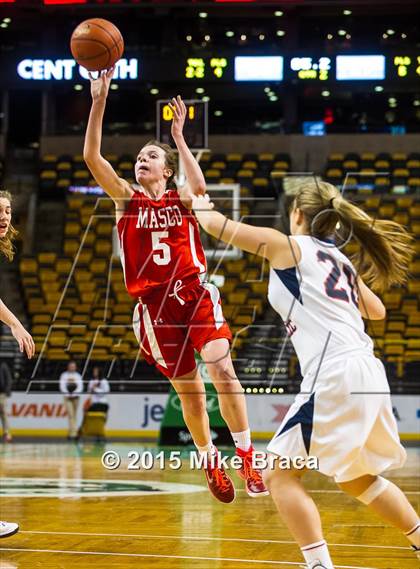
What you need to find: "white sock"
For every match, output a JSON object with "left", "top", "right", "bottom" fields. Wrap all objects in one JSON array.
[
  {"left": 301, "top": 540, "right": 334, "bottom": 569},
  {"left": 196, "top": 441, "right": 216, "bottom": 457},
  {"left": 231, "top": 428, "right": 251, "bottom": 452},
  {"left": 405, "top": 521, "right": 420, "bottom": 548}
]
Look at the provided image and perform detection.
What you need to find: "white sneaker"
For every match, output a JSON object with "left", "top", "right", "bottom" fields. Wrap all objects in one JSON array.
[{"left": 0, "top": 521, "right": 19, "bottom": 538}]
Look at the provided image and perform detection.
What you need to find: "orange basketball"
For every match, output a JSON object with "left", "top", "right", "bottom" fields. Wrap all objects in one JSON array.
[{"left": 70, "top": 18, "right": 124, "bottom": 72}]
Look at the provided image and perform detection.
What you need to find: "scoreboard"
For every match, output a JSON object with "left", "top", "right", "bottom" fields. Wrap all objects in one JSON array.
[
  {"left": 156, "top": 100, "right": 208, "bottom": 150},
  {"left": 4, "top": 52, "right": 420, "bottom": 87}
]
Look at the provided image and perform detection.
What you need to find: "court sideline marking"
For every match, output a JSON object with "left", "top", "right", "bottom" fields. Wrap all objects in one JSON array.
[
  {"left": 20, "top": 530, "right": 412, "bottom": 551},
  {"left": 0, "top": 547, "right": 379, "bottom": 568}
]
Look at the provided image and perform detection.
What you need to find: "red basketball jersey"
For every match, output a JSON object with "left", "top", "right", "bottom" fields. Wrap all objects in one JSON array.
[{"left": 117, "top": 189, "right": 207, "bottom": 299}]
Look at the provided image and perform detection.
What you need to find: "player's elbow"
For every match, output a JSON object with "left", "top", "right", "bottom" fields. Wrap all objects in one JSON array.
[{"left": 194, "top": 183, "right": 207, "bottom": 196}]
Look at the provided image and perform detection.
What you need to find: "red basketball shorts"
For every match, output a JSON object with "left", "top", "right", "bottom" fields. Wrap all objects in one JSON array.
[{"left": 132, "top": 279, "right": 232, "bottom": 378}]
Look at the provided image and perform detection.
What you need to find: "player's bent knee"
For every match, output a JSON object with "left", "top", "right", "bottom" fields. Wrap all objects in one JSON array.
[{"left": 340, "top": 476, "right": 390, "bottom": 504}]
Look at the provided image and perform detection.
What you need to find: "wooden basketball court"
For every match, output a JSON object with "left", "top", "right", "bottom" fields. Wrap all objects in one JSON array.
[{"left": 0, "top": 442, "right": 418, "bottom": 568}]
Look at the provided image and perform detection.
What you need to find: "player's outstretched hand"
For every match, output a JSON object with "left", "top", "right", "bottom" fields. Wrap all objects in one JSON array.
[
  {"left": 89, "top": 67, "right": 115, "bottom": 102},
  {"left": 191, "top": 193, "right": 214, "bottom": 212},
  {"left": 169, "top": 95, "right": 187, "bottom": 140},
  {"left": 10, "top": 323, "right": 35, "bottom": 359}
]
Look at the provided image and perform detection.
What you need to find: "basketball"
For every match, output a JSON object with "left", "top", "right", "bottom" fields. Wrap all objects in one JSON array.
[{"left": 70, "top": 18, "right": 124, "bottom": 72}]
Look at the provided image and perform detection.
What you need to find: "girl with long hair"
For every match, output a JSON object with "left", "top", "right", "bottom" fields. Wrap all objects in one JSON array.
[
  {"left": 0, "top": 190, "right": 35, "bottom": 538},
  {"left": 83, "top": 69, "right": 268, "bottom": 502},
  {"left": 192, "top": 181, "right": 419, "bottom": 567}
]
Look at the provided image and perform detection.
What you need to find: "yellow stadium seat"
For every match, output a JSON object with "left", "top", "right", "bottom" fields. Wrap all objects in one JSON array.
[
  {"left": 226, "top": 153, "right": 243, "bottom": 162},
  {"left": 205, "top": 169, "right": 221, "bottom": 178},
  {"left": 259, "top": 153, "right": 274, "bottom": 161},
  {"left": 64, "top": 240, "right": 79, "bottom": 256},
  {"left": 56, "top": 161, "right": 72, "bottom": 171},
  {"left": 228, "top": 292, "right": 248, "bottom": 304},
  {"left": 396, "top": 197, "right": 413, "bottom": 209},
  {"left": 409, "top": 204, "right": 420, "bottom": 217},
  {"left": 65, "top": 222, "right": 81, "bottom": 237},
  {"left": 273, "top": 161, "right": 289, "bottom": 170},
  {"left": 20, "top": 258, "right": 38, "bottom": 274},
  {"left": 38, "top": 252, "right": 57, "bottom": 265},
  {"left": 42, "top": 154, "right": 57, "bottom": 163},
  {"left": 39, "top": 269, "right": 57, "bottom": 282},
  {"left": 343, "top": 160, "right": 358, "bottom": 170},
  {"left": 374, "top": 160, "right": 390, "bottom": 169},
  {"left": 211, "top": 161, "right": 226, "bottom": 170}
]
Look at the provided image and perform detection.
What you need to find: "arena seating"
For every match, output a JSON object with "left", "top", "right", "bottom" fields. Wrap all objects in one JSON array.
[
  {"left": 39, "top": 151, "right": 291, "bottom": 197},
  {"left": 19, "top": 151, "right": 420, "bottom": 386},
  {"left": 324, "top": 151, "right": 420, "bottom": 193}
]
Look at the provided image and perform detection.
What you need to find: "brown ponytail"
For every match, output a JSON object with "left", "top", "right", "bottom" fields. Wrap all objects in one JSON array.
[
  {"left": 293, "top": 181, "right": 414, "bottom": 293},
  {"left": 0, "top": 190, "right": 18, "bottom": 262}
]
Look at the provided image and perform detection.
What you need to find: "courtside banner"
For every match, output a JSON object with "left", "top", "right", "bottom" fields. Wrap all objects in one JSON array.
[{"left": 2, "top": 393, "right": 419, "bottom": 440}]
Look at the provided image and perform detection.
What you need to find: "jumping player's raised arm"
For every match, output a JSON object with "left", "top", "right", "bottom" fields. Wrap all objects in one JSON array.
[
  {"left": 169, "top": 96, "right": 206, "bottom": 206},
  {"left": 192, "top": 194, "right": 299, "bottom": 268},
  {"left": 83, "top": 68, "right": 134, "bottom": 209}
]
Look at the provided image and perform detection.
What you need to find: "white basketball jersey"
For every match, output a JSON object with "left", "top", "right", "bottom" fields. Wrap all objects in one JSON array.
[{"left": 267, "top": 235, "right": 374, "bottom": 376}]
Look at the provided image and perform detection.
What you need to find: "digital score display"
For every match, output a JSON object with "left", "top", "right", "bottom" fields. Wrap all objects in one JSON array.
[
  {"left": 392, "top": 55, "right": 420, "bottom": 79},
  {"left": 290, "top": 57, "right": 331, "bottom": 80},
  {"left": 185, "top": 58, "right": 228, "bottom": 80},
  {"left": 156, "top": 100, "right": 208, "bottom": 150}
]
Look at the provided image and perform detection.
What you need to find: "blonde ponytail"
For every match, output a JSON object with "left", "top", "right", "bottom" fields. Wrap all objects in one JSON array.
[
  {"left": 293, "top": 181, "right": 414, "bottom": 293},
  {"left": 0, "top": 190, "right": 18, "bottom": 262}
]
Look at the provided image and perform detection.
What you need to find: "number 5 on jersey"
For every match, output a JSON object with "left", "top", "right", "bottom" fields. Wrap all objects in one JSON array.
[{"left": 152, "top": 231, "right": 171, "bottom": 265}]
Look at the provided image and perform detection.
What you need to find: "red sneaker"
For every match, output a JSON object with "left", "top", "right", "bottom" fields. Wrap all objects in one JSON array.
[
  {"left": 236, "top": 446, "right": 270, "bottom": 497},
  {"left": 204, "top": 453, "right": 235, "bottom": 504}
]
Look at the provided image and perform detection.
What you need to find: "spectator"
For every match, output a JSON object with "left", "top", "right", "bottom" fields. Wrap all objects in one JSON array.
[
  {"left": 87, "top": 366, "right": 110, "bottom": 415},
  {"left": 0, "top": 362, "right": 13, "bottom": 443},
  {"left": 59, "top": 361, "right": 83, "bottom": 440}
]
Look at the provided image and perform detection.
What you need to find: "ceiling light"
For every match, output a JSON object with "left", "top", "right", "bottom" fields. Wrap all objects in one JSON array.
[
  {"left": 74, "top": 84, "right": 83, "bottom": 91},
  {"left": 195, "top": 87, "right": 205, "bottom": 94},
  {"left": 199, "top": 12, "right": 207, "bottom": 18},
  {"left": 413, "top": 99, "right": 420, "bottom": 107},
  {"left": 264, "top": 87, "right": 271, "bottom": 93},
  {"left": 322, "top": 90, "right": 330, "bottom": 97},
  {"left": 276, "top": 30, "right": 285, "bottom": 37},
  {"left": 110, "top": 84, "right": 118, "bottom": 91},
  {"left": 388, "top": 97, "right": 397, "bottom": 104},
  {"left": 240, "top": 34, "right": 247, "bottom": 41},
  {"left": 226, "top": 30, "right": 234, "bottom": 37},
  {"left": 259, "top": 34, "right": 265, "bottom": 40},
  {"left": 387, "top": 29, "right": 395, "bottom": 35},
  {"left": 274, "top": 10, "right": 283, "bottom": 16},
  {"left": 401, "top": 33, "right": 407, "bottom": 38},
  {"left": 3, "top": 17, "right": 11, "bottom": 23},
  {"left": 269, "top": 96, "right": 278, "bottom": 102},
  {"left": 345, "top": 34, "right": 351, "bottom": 39},
  {"left": 186, "top": 35, "right": 192, "bottom": 41},
  {"left": 150, "top": 88, "right": 159, "bottom": 95},
  {"left": 382, "top": 33, "right": 388, "bottom": 39},
  {"left": 327, "top": 33, "right": 333, "bottom": 40},
  {"left": 0, "top": 23, "right": 8, "bottom": 28},
  {"left": 338, "top": 29, "right": 346, "bottom": 36},
  {"left": 343, "top": 9, "right": 352, "bottom": 15},
  {"left": 375, "top": 85, "right": 384, "bottom": 92},
  {"left": 204, "top": 35, "right": 210, "bottom": 41},
  {"left": 202, "top": 96, "right": 210, "bottom": 102},
  {"left": 214, "top": 110, "right": 223, "bottom": 116}
]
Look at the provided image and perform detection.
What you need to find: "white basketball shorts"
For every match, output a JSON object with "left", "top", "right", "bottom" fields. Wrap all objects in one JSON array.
[{"left": 266, "top": 353, "right": 407, "bottom": 483}]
